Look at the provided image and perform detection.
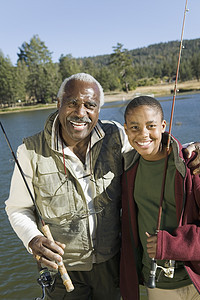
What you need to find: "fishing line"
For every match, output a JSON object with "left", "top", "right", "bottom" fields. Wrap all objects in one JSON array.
[{"left": 147, "top": 0, "right": 189, "bottom": 288}]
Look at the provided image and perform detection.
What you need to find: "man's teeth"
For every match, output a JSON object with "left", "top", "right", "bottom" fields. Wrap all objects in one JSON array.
[{"left": 70, "top": 121, "right": 86, "bottom": 126}]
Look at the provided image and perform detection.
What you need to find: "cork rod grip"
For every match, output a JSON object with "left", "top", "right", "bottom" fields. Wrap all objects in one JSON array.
[{"left": 42, "top": 224, "right": 74, "bottom": 292}]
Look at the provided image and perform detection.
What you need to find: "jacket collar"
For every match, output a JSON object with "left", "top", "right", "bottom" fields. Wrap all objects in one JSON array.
[
  {"left": 44, "top": 111, "right": 105, "bottom": 153},
  {"left": 123, "top": 132, "right": 186, "bottom": 178}
]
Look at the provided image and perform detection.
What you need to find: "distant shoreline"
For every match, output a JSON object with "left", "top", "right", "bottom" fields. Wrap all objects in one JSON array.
[
  {"left": 104, "top": 79, "right": 200, "bottom": 102},
  {"left": 0, "top": 80, "right": 199, "bottom": 114}
]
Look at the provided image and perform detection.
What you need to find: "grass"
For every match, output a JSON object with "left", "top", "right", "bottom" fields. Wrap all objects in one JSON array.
[{"left": 0, "top": 103, "right": 56, "bottom": 114}]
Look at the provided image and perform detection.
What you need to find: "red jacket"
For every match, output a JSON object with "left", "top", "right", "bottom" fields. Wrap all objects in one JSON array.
[{"left": 120, "top": 135, "right": 200, "bottom": 299}]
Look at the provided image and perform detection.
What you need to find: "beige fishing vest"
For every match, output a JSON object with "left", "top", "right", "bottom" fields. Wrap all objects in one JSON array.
[{"left": 24, "top": 112, "right": 123, "bottom": 271}]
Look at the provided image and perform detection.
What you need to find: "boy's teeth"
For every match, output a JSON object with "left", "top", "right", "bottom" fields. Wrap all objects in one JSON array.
[{"left": 138, "top": 141, "right": 151, "bottom": 146}]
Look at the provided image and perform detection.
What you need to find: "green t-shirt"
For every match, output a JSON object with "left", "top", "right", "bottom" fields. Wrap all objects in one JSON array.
[{"left": 134, "top": 152, "right": 191, "bottom": 289}]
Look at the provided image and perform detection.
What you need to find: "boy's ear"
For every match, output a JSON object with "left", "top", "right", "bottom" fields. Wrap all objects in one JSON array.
[{"left": 162, "top": 120, "right": 167, "bottom": 132}]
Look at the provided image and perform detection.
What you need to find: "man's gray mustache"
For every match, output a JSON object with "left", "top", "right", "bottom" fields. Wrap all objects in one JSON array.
[{"left": 67, "top": 117, "right": 91, "bottom": 123}]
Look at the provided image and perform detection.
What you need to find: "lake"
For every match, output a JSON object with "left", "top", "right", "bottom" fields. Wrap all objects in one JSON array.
[{"left": 0, "top": 93, "right": 200, "bottom": 299}]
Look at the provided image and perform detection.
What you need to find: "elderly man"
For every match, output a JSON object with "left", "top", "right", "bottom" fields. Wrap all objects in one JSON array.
[{"left": 5, "top": 73, "right": 200, "bottom": 300}]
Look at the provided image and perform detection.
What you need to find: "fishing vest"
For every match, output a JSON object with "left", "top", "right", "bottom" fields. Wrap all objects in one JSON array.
[{"left": 23, "top": 112, "right": 123, "bottom": 271}]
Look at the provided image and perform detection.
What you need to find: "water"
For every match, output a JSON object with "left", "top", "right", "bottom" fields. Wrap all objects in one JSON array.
[{"left": 0, "top": 93, "right": 200, "bottom": 299}]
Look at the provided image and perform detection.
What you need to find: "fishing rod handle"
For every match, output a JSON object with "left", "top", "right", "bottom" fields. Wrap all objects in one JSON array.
[
  {"left": 146, "top": 258, "right": 157, "bottom": 289},
  {"left": 42, "top": 224, "right": 74, "bottom": 292}
]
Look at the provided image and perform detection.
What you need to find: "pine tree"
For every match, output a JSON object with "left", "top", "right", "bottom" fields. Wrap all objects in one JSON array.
[
  {"left": 0, "top": 55, "right": 15, "bottom": 106},
  {"left": 17, "top": 35, "right": 60, "bottom": 103}
]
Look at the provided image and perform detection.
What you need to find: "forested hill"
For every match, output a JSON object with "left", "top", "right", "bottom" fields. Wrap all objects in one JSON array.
[
  {"left": 88, "top": 38, "right": 200, "bottom": 66},
  {"left": 1, "top": 35, "right": 200, "bottom": 106},
  {"left": 83, "top": 38, "right": 200, "bottom": 81}
]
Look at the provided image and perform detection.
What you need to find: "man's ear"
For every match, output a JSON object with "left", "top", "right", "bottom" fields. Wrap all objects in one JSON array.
[
  {"left": 57, "top": 98, "right": 60, "bottom": 109},
  {"left": 124, "top": 123, "right": 128, "bottom": 135}
]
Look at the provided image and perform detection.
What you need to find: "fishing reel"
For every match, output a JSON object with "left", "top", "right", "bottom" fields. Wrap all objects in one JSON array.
[
  {"left": 35, "top": 268, "right": 54, "bottom": 300},
  {"left": 147, "top": 259, "right": 175, "bottom": 289},
  {"left": 161, "top": 260, "right": 175, "bottom": 278}
]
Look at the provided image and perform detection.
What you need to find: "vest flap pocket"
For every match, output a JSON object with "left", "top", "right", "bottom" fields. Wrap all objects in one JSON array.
[
  {"left": 36, "top": 160, "right": 59, "bottom": 174},
  {"left": 34, "top": 162, "right": 67, "bottom": 197}
]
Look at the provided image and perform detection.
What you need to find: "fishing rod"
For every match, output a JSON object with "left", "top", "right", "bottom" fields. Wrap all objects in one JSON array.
[
  {"left": 0, "top": 121, "right": 74, "bottom": 297},
  {"left": 147, "top": 0, "right": 189, "bottom": 289}
]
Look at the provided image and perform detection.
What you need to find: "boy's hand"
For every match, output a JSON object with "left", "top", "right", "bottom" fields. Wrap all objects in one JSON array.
[{"left": 146, "top": 232, "right": 157, "bottom": 259}]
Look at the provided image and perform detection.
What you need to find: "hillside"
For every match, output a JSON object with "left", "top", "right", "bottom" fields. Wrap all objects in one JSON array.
[
  {"left": 78, "top": 38, "right": 200, "bottom": 83},
  {"left": 1, "top": 37, "right": 200, "bottom": 107},
  {"left": 84, "top": 38, "right": 200, "bottom": 68}
]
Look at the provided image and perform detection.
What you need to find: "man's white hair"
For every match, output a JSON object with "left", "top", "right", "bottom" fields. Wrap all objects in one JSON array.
[{"left": 57, "top": 73, "right": 104, "bottom": 107}]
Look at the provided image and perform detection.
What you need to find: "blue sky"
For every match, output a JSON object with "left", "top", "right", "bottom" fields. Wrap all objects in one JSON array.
[{"left": 1, "top": 0, "right": 200, "bottom": 65}]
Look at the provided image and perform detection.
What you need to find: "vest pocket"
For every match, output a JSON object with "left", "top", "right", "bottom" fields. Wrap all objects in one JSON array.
[
  {"left": 34, "top": 161, "right": 67, "bottom": 197},
  {"left": 33, "top": 163, "right": 79, "bottom": 219}
]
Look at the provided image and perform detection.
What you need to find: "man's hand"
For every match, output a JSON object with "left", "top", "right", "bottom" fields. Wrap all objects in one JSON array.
[
  {"left": 146, "top": 232, "right": 157, "bottom": 259},
  {"left": 183, "top": 142, "right": 200, "bottom": 175},
  {"left": 29, "top": 235, "right": 65, "bottom": 269}
]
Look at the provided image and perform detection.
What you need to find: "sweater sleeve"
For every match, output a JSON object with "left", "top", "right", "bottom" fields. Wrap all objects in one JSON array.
[
  {"left": 5, "top": 144, "right": 43, "bottom": 252},
  {"left": 156, "top": 224, "right": 200, "bottom": 261}
]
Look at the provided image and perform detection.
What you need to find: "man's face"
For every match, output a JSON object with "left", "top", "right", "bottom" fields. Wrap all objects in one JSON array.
[{"left": 57, "top": 79, "right": 100, "bottom": 146}]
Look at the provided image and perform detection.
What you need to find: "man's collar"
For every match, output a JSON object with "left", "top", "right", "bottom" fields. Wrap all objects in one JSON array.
[{"left": 90, "top": 121, "right": 105, "bottom": 148}]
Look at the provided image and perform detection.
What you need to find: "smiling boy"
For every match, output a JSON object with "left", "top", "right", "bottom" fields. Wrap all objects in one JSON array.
[{"left": 120, "top": 96, "right": 200, "bottom": 300}]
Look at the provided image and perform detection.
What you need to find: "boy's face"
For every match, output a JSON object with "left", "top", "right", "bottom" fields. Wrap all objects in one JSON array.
[{"left": 124, "top": 105, "right": 166, "bottom": 161}]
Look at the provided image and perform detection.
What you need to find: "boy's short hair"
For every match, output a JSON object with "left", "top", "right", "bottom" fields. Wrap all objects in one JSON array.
[{"left": 124, "top": 96, "right": 164, "bottom": 122}]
